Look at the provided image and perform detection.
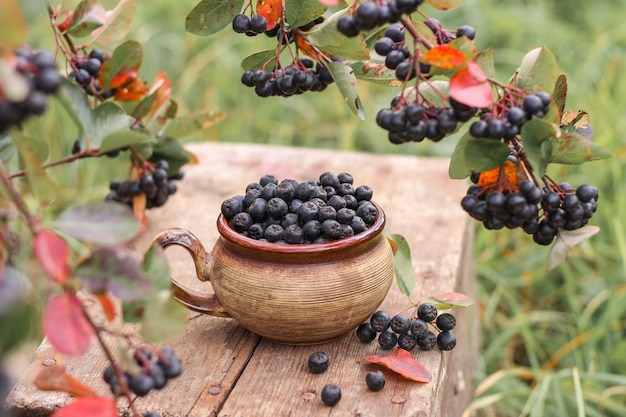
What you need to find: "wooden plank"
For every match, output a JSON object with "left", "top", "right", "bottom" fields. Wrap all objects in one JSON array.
[{"left": 5, "top": 142, "right": 476, "bottom": 417}]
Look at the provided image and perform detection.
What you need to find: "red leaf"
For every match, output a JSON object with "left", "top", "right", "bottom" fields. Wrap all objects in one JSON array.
[
  {"left": 363, "top": 348, "right": 432, "bottom": 383},
  {"left": 449, "top": 61, "right": 493, "bottom": 108},
  {"left": 43, "top": 293, "right": 94, "bottom": 356},
  {"left": 96, "top": 293, "right": 117, "bottom": 322},
  {"left": 112, "top": 77, "right": 148, "bottom": 101},
  {"left": 51, "top": 397, "right": 118, "bottom": 417},
  {"left": 430, "top": 291, "right": 475, "bottom": 309},
  {"left": 422, "top": 45, "right": 466, "bottom": 69},
  {"left": 33, "top": 229, "right": 69, "bottom": 284},
  {"left": 256, "top": 0, "right": 282, "bottom": 31},
  {"left": 34, "top": 365, "right": 98, "bottom": 398}
]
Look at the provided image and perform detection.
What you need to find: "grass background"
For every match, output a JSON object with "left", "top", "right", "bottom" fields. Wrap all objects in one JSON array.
[{"left": 16, "top": 0, "right": 626, "bottom": 415}]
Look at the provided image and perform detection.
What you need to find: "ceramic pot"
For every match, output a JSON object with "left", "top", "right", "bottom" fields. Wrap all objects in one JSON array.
[{"left": 154, "top": 201, "right": 394, "bottom": 345}]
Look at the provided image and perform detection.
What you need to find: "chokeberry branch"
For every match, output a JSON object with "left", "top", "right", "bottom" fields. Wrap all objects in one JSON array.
[
  {"left": 0, "top": 161, "right": 41, "bottom": 234},
  {"left": 401, "top": 16, "right": 435, "bottom": 50},
  {"left": 8, "top": 149, "right": 100, "bottom": 180},
  {"left": 81, "top": 305, "right": 142, "bottom": 417}
]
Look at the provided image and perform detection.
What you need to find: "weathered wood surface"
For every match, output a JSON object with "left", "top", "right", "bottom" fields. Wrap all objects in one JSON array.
[{"left": 5, "top": 142, "right": 478, "bottom": 417}]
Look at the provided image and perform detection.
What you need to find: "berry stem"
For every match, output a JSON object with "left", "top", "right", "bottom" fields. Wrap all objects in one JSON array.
[
  {"left": 7, "top": 149, "right": 100, "bottom": 180},
  {"left": 401, "top": 16, "right": 435, "bottom": 50},
  {"left": 0, "top": 161, "right": 41, "bottom": 234}
]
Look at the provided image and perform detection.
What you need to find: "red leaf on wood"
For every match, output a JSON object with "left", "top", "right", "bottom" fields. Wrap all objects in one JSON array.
[
  {"left": 33, "top": 229, "right": 69, "bottom": 284},
  {"left": 256, "top": 0, "right": 282, "bottom": 31},
  {"left": 449, "top": 61, "right": 493, "bottom": 108},
  {"left": 96, "top": 292, "right": 117, "bottom": 322},
  {"left": 43, "top": 293, "right": 94, "bottom": 356},
  {"left": 50, "top": 397, "right": 118, "bottom": 417},
  {"left": 34, "top": 365, "right": 98, "bottom": 398},
  {"left": 363, "top": 348, "right": 432, "bottom": 383},
  {"left": 422, "top": 45, "right": 466, "bottom": 69}
]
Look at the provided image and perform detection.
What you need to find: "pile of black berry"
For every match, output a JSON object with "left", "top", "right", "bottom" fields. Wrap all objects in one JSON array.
[
  {"left": 377, "top": 93, "right": 478, "bottom": 144},
  {"left": 69, "top": 49, "right": 114, "bottom": 99},
  {"left": 106, "top": 160, "right": 182, "bottom": 209},
  {"left": 232, "top": 13, "right": 268, "bottom": 36},
  {"left": 221, "top": 172, "right": 377, "bottom": 244},
  {"left": 469, "top": 92, "right": 551, "bottom": 140},
  {"left": 461, "top": 180, "right": 598, "bottom": 245},
  {"left": 240, "top": 58, "right": 335, "bottom": 97},
  {"left": 0, "top": 47, "right": 61, "bottom": 134},
  {"left": 337, "top": 0, "right": 424, "bottom": 37},
  {"left": 103, "top": 347, "right": 182, "bottom": 398},
  {"left": 356, "top": 304, "right": 457, "bottom": 351}
]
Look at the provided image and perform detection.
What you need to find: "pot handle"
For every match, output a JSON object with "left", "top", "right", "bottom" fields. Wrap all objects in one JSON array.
[{"left": 153, "top": 228, "right": 231, "bottom": 317}]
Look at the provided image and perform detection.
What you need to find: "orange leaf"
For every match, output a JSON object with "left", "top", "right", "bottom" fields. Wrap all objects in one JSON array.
[
  {"left": 35, "top": 365, "right": 98, "bottom": 398},
  {"left": 43, "top": 293, "right": 94, "bottom": 356},
  {"left": 57, "top": 10, "right": 74, "bottom": 32},
  {"left": 295, "top": 36, "right": 320, "bottom": 61},
  {"left": 96, "top": 292, "right": 117, "bottom": 322},
  {"left": 113, "top": 77, "right": 148, "bottom": 101},
  {"left": 51, "top": 397, "right": 118, "bottom": 417},
  {"left": 363, "top": 348, "right": 432, "bottom": 383},
  {"left": 422, "top": 45, "right": 466, "bottom": 69},
  {"left": 33, "top": 229, "right": 70, "bottom": 284},
  {"left": 449, "top": 61, "right": 493, "bottom": 108},
  {"left": 256, "top": 0, "right": 282, "bottom": 31},
  {"left": 478, "top": 160, "right": 518, "bottom": 188}
]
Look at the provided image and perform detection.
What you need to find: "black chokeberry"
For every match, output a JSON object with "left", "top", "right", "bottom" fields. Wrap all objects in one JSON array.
[
  {"left": 410, "top": 319, "right": 428, "bottom": 338},
  {"left": 417, "top": 303, "right": 438, "bottom": 322},
  {"left": 437, "top": 331, "right": 457, "bottom": 351},
  {"left": 321, "top": 384, "right": 342, "bottom": 406},
  {"left": 456, "top": 25, "right": 476, "bottom": 40},
  {"left": 365, "top": 371, "right": 386, "bottom": 392},
  {"left": 397, "top": 333, "right": 418, "bottom": 351},
  {"left": 307, "top": 351, "right": 330, "bottom": 374},
  {"left": 417, "top": 331, "right": 437, "bottom": 350},
  {"left": 435, "top": 313, "right": 456, "bottom": 331},
  {"left": 128, "top": 373, "right": 156, "bottom": 397},
  {"left": 232, "top": 14, "right": 251, "bottom": 33},
  {"left": 249, "top": 15, "right": 268, "bottom": 34},
  {"left": 378, "top": 330, "right": 398, "bottom": 349},
  {"left": 523, "top": 94, "right": 544, "bottom": 116},
  {"left": 390, "top": 314, "right": 411, "bottom": 334},
  {"left": 337, "top": 16, "right": 359, "bottom": 37},
  {"left": 356, "top": 322, "right": 377, "bottom": 343},
  {"left": 370, "top": 310, "right": 391, "bottom": 332}
]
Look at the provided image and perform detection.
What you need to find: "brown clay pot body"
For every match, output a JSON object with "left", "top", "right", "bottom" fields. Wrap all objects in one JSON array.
[{"left": 155, "top": 201, "right": 394, "bottom": 345}]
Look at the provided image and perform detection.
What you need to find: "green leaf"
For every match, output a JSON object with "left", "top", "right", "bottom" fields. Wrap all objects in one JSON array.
[
  {"left": 100, "top": 40, "right": 142, "bottom": 89},
  {"left": 387, "top": 234, "right": 416, "bottom": 300},
  {"left": 0, "top": 134, "right": 16, "bottom": 162},
  {"left": 476, "top": 48, "right": 496, "bottom": 80},
  {"left": 350, "top": 61, "right": 403, "bottom": 86},
  {"left": 0, "top": 0, "right": 27, "bottom": 50},
  {"left": 140, "top": 290, "right": 188, "bottom": 342},
  {"left": 514, "top": 46, "right": 560, "bottom": 94},
  {"left": 162, "top": 111, "right": 226, "bottom": 139},
  {"left": 67, "top": 0, "right": 106, "bottom": 38},
  {"left": 148, "top": 136, "right": 192, "bottom": 174},
  {"left": 327, "top": 61, "right": 364, "bottom": 119},
  {"left": 50, "top": 201, "right": 141, "bottom": 245},
  {"left": 417, "top": 80, "right": 449, "bottom": 107},
  {"left": 521, "top": 118, "right": 558, "bottom": 178},
  {"left": 307, "top": 9, "right": 370, "bottom": 60},
  {"left": 142, "top": 244, "right": 172, "bottom": 292},
  {"left": 464, "top": 138, "right": 509, "bottom": 173},
  {"left": 285, "top": 0, "right": 326, "bottom": 28},
  {"left": 550, "top": 133, "right": 611, "bottom": 164},
  {"left": 0, "top": 267, "right": 35, "bottom": 356},
  {"left": 56, "top": 78, "right": 94, "bottom": 134},
  {"left": 76, "top": 247, "right": 153, "bottom": 301},
  {"left": 99, "top": 130, "right": 152, "bottom": 154},
  {"left": 185, "top": 0, "right": 245, "bottom": 36},
  {"left": 11, "top": 131, "right": 56, "bottom": 203},
  {"left": 82, "top": 102, "right": 135, "bottom": 149},
  {"left": 449, "top": 132, "right": 472, "bottom": 179},
  {"left": 91, "top": 0, "right": 137, "bottom": 46},
  {"left": 240, "top": 49, "right": 277, "bottom": 71},
  {"left": 552, "top": 73, "right": 568, "bottom": 117},
  {"left": 424, "top": 292, "right": 475, "bottom": 310},
  {"left": 546, "top": 226, "right": 600, "bottom": 271}
]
